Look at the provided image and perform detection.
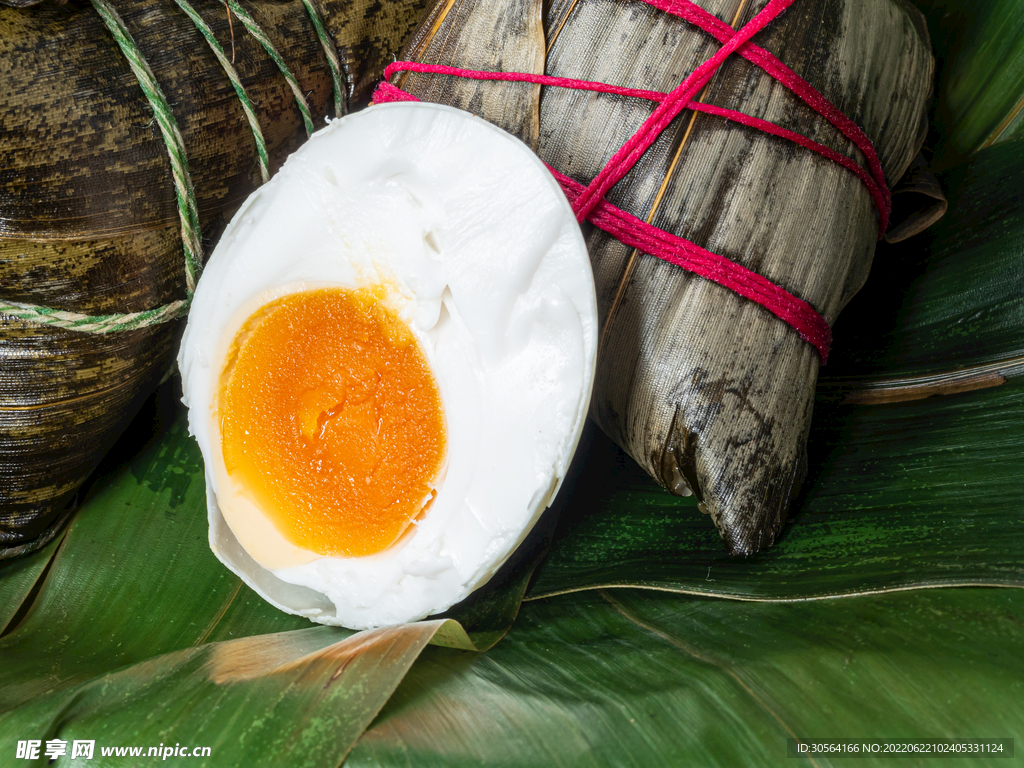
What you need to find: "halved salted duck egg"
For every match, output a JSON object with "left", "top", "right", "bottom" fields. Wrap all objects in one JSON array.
[{"left": 179, "top": 102, "right": 597, "bottom": 629}]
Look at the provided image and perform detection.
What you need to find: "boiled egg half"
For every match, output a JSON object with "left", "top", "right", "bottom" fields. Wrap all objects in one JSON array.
[{"left": 178, "top": 102, "right": 597, "bottom": 629}]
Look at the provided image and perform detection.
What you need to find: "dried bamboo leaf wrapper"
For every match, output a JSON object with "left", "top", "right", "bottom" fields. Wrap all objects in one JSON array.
[
  {"left": 0, "top": 0, "right": 423, "bottom": 238},
  {"left": 0, "top": 0, "right": 428, "bottom": 554},
  {"left": 1, "top": 226, "right": 183, "bottom": 542},
  {"left": 397, "top": 0, "right": 545, "bottom": 145},
  {"left": 398, "top": 0, "right": 933, "bottom": 552}
]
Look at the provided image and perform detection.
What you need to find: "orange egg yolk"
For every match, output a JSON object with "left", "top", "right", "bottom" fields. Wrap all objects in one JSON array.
[{"left": 218, "top": 287, "right": 447, "bottom": 558}]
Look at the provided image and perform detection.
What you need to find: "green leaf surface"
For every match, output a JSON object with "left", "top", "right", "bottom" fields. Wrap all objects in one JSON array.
[
  {"left": 529, "top": 375, "right": 1024, "bottom": 600},
  {"left": 349, "top": 587, "right": 1024, "bottom": 768},
  {"left": 913, "top": 0, "right": 1024, "bottom": 167},
  {"left": 821, "top": 140, "right": 1024, "bottom": 394},
  {"left": 0, "top": 620, "right": 473, "bottom": 768},
  {"left": 0, "top": 531, "right": 63, "bottom": 635}
]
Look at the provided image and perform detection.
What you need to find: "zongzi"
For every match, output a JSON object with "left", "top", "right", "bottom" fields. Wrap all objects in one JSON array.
[
  {"left": 0, "top": 0, "right": 427, "bottom": 557},
  {"left": 386, "top": 0, "right": 934, "bottom": 553}
]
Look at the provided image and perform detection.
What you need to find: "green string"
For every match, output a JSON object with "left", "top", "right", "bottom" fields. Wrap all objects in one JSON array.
[
  {"left": 1, "top": 0, "right": 339, "bottom": 334},
  {"left": 225, "top": 0, "right": 316, "bottom": 136},
  {"left": 302, "top": 0, "right": 347, "bottom": 118},
  {"left": 173, "top": 0, "right": 271, "bottom": 183},
  {"left": 96, "top": 0, "right": 204, "bottom": 295},
  {"left": 0, "top": 299, "right": 191, "bottom": 333}
]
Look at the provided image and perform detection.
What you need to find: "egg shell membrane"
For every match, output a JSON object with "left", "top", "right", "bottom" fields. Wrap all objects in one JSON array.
[
  {"left": 179, "top": 102, "right": 597, "bottom": 629},
  {"left": 218, "top": 286, "right": 447, "bottom": 558}
]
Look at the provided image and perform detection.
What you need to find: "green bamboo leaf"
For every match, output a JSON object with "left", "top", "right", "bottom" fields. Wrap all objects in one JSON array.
[
  {"left": 350, "top": 587, "right": 1024, "bottom": 768},
  {"left": 529, "top": 375, "right": 1024, "bottom": 599},
  {"left": 3, "top": 118, "right": 1022, "bottom": 768},
  {"left": 0, "top": 532, "right": 63, "bottom": 635},
  {"left": 914, "top": 0, "right": 1024, "bottom": 167},
  {"left": 821, "top": 140, "right": 1024, "bottom": 399},
  {"left": 0, "top": 619, "right": 468, "bottom": 768}
]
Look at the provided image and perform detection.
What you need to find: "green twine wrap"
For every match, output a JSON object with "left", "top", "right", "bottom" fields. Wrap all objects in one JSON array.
[
  {"left": 174, "top": 0, "right": 272, "bottom": 183},
  {"left": 0, "top": 0, "right": 347, "bottom": 334},
  {"left": 302, "top": 0, "right": 347, "bottom": 118},
  {"left": 0, "top": 299, "right": 191, "bottom": 333},
  {"left": 225, "top": 0, "right": 316, "bottom": 137}
]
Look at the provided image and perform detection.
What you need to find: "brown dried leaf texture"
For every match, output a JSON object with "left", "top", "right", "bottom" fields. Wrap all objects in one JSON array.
[{"left": 400, "top": 0, "right": 933, "bottom": 553}]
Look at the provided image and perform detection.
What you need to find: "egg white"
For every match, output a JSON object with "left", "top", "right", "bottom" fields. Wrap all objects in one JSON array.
[{"left": 178, "top": 102, "right": 597, "bottom": 629}]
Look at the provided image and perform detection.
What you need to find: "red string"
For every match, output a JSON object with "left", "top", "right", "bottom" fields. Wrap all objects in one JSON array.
[
  {"left": 550, "top": 166, "right": 834, "bottom": 357},
  {"left": 383, "top": 62, "right": 671, "bottom": 103},
  {"left": 569, "top": 0, "right": 797, "bottom": 222},
  {"left": 372, "top": 0, "right": 894, "bottom": 364},
  {"left": 648, "top": 0, "right": 890, "bottom": 230},
  {"left": 382, "top": 63, "right": 887, "bottom": 229}
]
